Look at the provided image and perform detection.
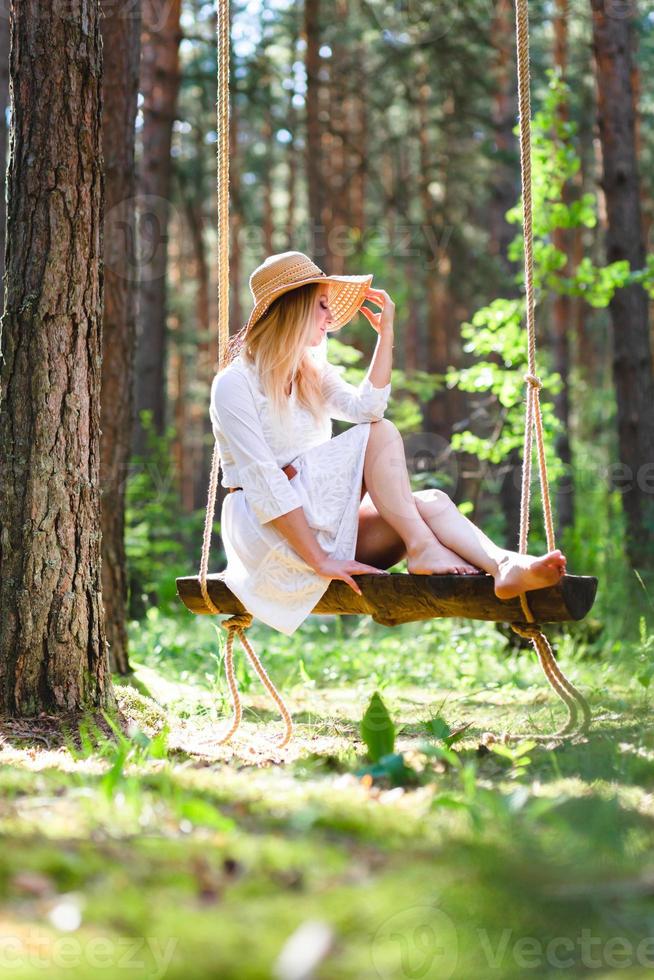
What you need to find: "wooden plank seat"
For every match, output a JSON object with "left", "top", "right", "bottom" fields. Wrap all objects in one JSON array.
[{"left": 176, "top": 572, "right": 598, "bottom": 628}]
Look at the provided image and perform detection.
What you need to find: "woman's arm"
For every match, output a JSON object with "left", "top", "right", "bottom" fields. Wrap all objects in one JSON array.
[
  {"left": 268, "top": 506, "right": 389, "bottom": 593},
  {"left": 320, "top": 291, "right": 395, "bottom": 423},
  {"left": 320, "top": 330, "right": 393, "bottom": 425},
  {"left": 267, "top": 506, "right": 329, "bottom": 571},
  {"left": 360, "top": 286, "right": 395, "bottom": 388},
  {"left": 366, "top": 327, "right": 394, "bottom": 389},
  {"left": 211, "top": 368, "right": 303, "bottom": 524}
]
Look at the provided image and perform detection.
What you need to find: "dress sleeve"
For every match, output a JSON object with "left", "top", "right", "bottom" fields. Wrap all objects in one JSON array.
[
  {"left": 210, "top": 369, "right": 303, "bottom": 525},
  {"left": 320, "top": 360, "right": 391, "bottom": 423}
]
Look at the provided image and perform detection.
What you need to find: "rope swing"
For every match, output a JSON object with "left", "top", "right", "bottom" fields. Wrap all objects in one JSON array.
[
  {"left": 180, "top": 0, "right": 593, "bottom": 749},
  {"left": 508, "top": 0, "right": 590, "bottom": 739},
  {"left": 196, "top": 0, "right": 293, "bottom": 748}
]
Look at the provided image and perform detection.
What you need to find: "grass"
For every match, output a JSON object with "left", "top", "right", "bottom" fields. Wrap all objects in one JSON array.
[{"left": 0, "top": 603, "right": 653, "bottom": 979}]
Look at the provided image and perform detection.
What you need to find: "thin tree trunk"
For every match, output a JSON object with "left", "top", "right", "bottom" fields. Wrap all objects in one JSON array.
[
  {"left": 489, "top": 0, "right": 522, "bottom": 548},
  {"left": 551, "top": 0, "right": 574, "bottom": 532},
  {"left": 284, "top": 29, "right": 298, "bottom": 252},
  {"left": 573, "top": 75, "right": 597, "bottom": 383},
  {"left": 0, "top": 0, "right": 111, "bottom": 715},
  {"left": 304, "top": 0, "right": 327, "bottom": 260},
  {"left": 489, "top": 0, "right": 519, "bottom": 281},
  {"left": 132, "top": 0, "right": 183, "bottom": 458},
  {"left": 179, "top": 185, "right": 212, "bottom": 512},
  {"left": 229, "top": 5, "right": 243, "bottom": 340},
  {"left": 590, "top": 0, "right": 654, "bottom": 569},
  {"left": 327, "top": 0, "right": 349, "bottom": 274},
  {"left": 417, "top": 61, "right": 450, "bottom": 437},
  {"left": 395, "top": 141, "right": 419, "bottom": 374},
  {"left": 100, "top": 0, "right": 142, "bottom": 675},
  {"left": 349, "top": 37, "right": 367, "bottom": 250},
  {"left": 262, "top": 65, "right": 274, "bottom": 256}
]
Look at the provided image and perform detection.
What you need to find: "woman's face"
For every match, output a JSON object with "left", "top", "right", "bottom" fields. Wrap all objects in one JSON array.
[{"left": 307, "top": 290, "right": 334, "bottom": 346}]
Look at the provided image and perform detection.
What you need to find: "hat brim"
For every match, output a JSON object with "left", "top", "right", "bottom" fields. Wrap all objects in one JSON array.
[
  {"left": 243, "top": 273, "right": 373, "bottom": 334},
  {"left": 322, "top": 274, "right": 374, "bottom": 331}
]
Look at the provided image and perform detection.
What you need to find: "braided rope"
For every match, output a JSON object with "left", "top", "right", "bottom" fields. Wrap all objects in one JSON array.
[
  {"left": 510, "top": 0, "right": 590, "bottom": 741},
  {"left": 515, "top": 0, "right": 556, "bottom": 556},
  {"left": 217, "top": 614, "right": 294, "bottom": 748},
  {"left": 195, "top": 0, "right": 293, "bottom": 748}
]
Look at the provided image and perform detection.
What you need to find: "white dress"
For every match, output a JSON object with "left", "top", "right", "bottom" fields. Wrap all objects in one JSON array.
[{"left": 209, "top": 339, "right": 392, "bottom": 635}]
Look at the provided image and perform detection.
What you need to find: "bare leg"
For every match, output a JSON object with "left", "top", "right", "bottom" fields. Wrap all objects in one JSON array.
[
  {"left": 363, "top": 420, "right": 478, "bottom": 574},
  {"left": 413, "top": 488, "right": 567, "bottom": 599},
  {"left": 364, "top": 421, "right": 567, "bottom": 597}
]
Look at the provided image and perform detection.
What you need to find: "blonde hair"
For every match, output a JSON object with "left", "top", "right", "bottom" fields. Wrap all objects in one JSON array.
[{"left": 225, "top": 282, "right": 327, "bottom": 425}]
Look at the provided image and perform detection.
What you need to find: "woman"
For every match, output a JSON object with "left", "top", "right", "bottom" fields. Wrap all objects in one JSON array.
[{"left": 210, "top": 251, "right": 567, "bottom": 636}]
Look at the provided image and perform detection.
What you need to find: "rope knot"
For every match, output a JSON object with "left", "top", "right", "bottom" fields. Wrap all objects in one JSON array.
[
  {"left": 221, "top": 612, "right": 254, "bottom": 633},
  {"left": 511, "top": 622, "right": 540, "bottom": 641},
  {"left": 524, "top": 373, "right": 542, "bottom": 390}
]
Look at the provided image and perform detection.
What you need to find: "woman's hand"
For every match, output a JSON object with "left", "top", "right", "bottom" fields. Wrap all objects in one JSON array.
[
  {"left": 359, "top": 287, "right": 395, "bottom": 338},
  {"left": 312, "top": 555, "right": 390, "bottom": 596}
]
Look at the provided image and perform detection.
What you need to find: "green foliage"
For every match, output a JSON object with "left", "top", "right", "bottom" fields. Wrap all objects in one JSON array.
[
  {"left": 359, "top": 691, "right": 395, "bottom": 762},
  {"left": 70, "top": 713, "right": 170, "bottom": 796},
  {"left": 357, "top": 692, "right": 420, "bottom": 787},
  {"left": 326, "top": 334, "right": 438, "bottom": 435},
  {"left": 447, "top": 71, "right": 653, "bottom": 542},
  {"left": 423, "top": 715, "right": 471, "bottom": 748},
  {"left": 448, "top": 296, "right": 562, "bottom": 472},
  {"left": 355, "top": 751, "right": 417, "bottom": 788},
  {"left": 125, "top": 411, "right": 211, "bottom": 616}
]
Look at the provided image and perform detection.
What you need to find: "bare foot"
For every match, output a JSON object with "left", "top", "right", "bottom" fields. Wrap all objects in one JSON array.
[
  {"left": 494, "top": 549, "right": 567, "bottom": 600},
  {"left": 408, "top": 541, "right": 481, "bottom": 576}
]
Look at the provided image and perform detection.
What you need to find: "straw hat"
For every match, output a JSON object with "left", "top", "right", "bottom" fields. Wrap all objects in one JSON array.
[{"left": 243, "top": 251, "right": 373, "bottom": 335}]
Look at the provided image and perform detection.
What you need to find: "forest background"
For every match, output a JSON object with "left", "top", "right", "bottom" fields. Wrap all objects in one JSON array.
[
  {"left": 125, "top": 0, "right": 654, "bottom": 658},
  {"left": 0, "top": 1, "right": 653, "bottom": 977}
]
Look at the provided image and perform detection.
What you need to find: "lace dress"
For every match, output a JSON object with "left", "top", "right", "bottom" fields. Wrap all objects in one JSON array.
[{"left": 209, "top": 340, "right": 392, "bottom": 635}]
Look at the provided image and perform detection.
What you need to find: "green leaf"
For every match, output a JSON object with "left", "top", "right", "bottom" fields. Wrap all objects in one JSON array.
[
  {"left": 355, "top": 752, "right": 415, "bottom": 787},
  {"left": 425, "top": 715, "right": 451, "bottom": 740},
  {"left": 360, "top": 691, "right": 395, "bottom": 763}
]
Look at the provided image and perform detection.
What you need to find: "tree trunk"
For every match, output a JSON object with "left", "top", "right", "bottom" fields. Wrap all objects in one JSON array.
[
  {"left": 132, "top": 0, "right": 183, "bottom": 459},
  {"left": 590, "top": 0, "right": 654, "bottom": 569},
  {"left": 284, "top": 32, "right": 299, "bottom": 252},
  {"left": 100, "top": 0, "right": 142, "bottom": 675},
  {"left": 488, "top": 0, "right": 519, "bottom": 282},
  {"left": 349, "top": 37, "right": 367, "bottom": 252},
  {"left": 489, "top": 0, "right": 522, "bottom": 548},
  {"left": 304, "top": 0, "right": 327, "bottom": 261},
  {"left": 262, "top": 64, "right": 274, "bottom": 256},
  {"left": 417, "top": 61, "right": 450, "bottom": 438},
  {"left": 0, "top": 0, "right": 112, "bottom": 715},
  {"left": 551, "top": 0, "right": 574, "bottom": 533},
  {"left": 327, "top": 0, "right": 349, "bottom": 274},
  {"left": 229, "top": 43, "right": 243, "bottom": 342},
  {"left": 180, "top": 186, "right": 212, "bottom": 512},
  {"left": 0, "top": 13, "right": 9, "bottom": 320}
]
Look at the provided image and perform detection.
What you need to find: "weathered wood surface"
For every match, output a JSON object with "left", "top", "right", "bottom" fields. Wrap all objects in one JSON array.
[{"left": 176, "top": 573, "right": 598, "bottom": 627}]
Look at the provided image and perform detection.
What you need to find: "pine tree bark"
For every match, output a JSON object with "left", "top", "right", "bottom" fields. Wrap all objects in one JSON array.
[
  {"left": 349, "top": 37, "right": 367, "bottom": 250},
  {"left": 132, "top": 0, "right": 183, "bottom": 458},
  {"left": 0, "top": 13, "right": 9, "bottom": 320},
  {"left": 0, "top": 0, "right": 112, "bottom": 715},
  {"left": 261, "top": 65, "right": 275, "bottom": 256},
  {"left": 100, "top": 0, "right": 142, "bottom": 674},
  {"left": 489, "top": 0, "right": 522, "bottom": 548},
  {"left": 417, "top": 61, "right": 449, "bottom": 437},
  {"left": 304, "top": 0, "right": 327, "bottom": 260},
  {"left": 590, "top": 0, "right": 654, "bottom": 569},
  {"left": 551, "top": 0, "right": 574, "bottom": 533}
]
